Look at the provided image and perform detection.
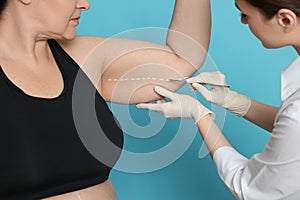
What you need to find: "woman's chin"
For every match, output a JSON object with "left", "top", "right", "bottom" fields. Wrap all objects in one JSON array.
[{"left": 62, "top": 31, "right": 77, "bottom": 41}]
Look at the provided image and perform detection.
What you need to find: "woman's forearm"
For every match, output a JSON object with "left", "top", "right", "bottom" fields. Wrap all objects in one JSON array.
[
  {"left": 243, "top": 100, "right": 279, "bottom": 132},
  {"left": 167, "top": 0, "right": 211, "bottom": 69}
]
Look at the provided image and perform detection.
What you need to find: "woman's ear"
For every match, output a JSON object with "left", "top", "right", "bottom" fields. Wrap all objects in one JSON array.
[{"left": 276, "top": 9, "right": 297, "bottom": 32}]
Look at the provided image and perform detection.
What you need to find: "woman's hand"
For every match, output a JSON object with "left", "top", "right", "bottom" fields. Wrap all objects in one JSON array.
[
  {"left": 136, "top": 86, "right": 214, "bottom": 123},
  {"left": 187, "top": 71, "right": 251, "bottom": 117}
]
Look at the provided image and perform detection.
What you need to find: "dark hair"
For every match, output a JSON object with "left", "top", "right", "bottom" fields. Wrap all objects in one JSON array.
[
  {"left": 0, "top": 0, "right": 8, "bottom": 16},
  {"left": 245, "top": 0, "right": 300, "bottom": 19}
]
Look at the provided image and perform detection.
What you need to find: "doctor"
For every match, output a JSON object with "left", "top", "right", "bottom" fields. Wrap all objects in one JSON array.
[{"left": 137, "top": 0, "right": 300, "bottom": 199}]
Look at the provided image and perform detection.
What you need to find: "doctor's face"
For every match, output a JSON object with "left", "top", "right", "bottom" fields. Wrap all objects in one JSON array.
[{"left": 235, "top": 0, "right": 285, "bottom": 49}]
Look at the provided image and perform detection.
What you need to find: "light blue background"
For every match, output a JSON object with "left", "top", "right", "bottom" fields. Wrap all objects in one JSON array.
[{"left": 77, "top": 0, "right": 298, "bottom": 199}]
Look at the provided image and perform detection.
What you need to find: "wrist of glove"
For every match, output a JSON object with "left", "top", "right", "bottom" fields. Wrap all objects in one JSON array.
[
  {"left": 223, "top": 90, "right": 251, "bottom": 117},
  {"left": 192, "top": 101, "right": 215, "bottom": 123},
  {"left": 136, "top": 86, "right": 214, "bottom": 123},
  {"left": 187, "top": 71, "right": 251, "bottom": 117}
]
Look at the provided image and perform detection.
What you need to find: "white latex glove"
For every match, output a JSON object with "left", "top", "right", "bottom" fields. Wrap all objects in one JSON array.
[
  {"left": 186, "top": 71, "right": 251, "bottom": 117},
  {"left": 136, "top": 86, "right": 214, "bottom": 123}
]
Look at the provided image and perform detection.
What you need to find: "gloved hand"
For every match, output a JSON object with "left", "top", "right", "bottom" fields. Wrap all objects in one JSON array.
[
  {"left": 186, "top": 71, "right": 251, "bottom": 117},
  {"left": 136, "top": 86, "right": 214, "bottom": 123}
]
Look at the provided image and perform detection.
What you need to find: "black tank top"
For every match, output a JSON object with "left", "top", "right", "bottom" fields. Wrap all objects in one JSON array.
[{"left": 0, "top": 40, "right": 124, "bottom": 199}]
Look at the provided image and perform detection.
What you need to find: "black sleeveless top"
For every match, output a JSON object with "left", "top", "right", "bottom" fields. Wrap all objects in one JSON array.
[{"left": 0, "top": 40, "right": 124, "bottom": 199}]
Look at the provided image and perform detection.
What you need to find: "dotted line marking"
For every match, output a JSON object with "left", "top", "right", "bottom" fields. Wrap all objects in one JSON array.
[{"left": 107, "top": 77, "right": 189, "bottom": 82}]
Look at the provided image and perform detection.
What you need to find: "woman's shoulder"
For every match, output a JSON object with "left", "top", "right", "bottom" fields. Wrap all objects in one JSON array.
[{"left": 57, "top": 36, "right": 107, "bottom": 66}]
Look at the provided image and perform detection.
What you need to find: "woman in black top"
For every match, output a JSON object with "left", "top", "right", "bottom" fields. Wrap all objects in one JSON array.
[{"left": 0, "top": 0, "right": 211, "bottom": 199}]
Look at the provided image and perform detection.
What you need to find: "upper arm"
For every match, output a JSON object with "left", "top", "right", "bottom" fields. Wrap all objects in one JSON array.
[
  {"left": 83, "top": 37, "right": 207, "bottom": 104},
  {"left": 59, "top": 36, "right": 207, "bottom": 104}
]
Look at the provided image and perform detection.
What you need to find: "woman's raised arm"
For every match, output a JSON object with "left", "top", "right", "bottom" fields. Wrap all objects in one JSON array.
[{"left": 61, "top": 0, "right": 211, "bottom": 104}]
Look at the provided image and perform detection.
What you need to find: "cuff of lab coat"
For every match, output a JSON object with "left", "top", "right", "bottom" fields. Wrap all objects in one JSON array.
[
  {"left": 213, "top": 146, "right": 248, "bottom": 175},
  {"left": 212, "top": 146, "right": 249, "bottom": 199}
]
